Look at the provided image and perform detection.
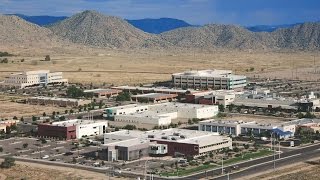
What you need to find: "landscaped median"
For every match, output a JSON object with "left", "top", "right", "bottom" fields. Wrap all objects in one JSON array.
[
  {"left": 159, "top": 164, "right": 217, "bottom": 177},
  {"left": 223, "top": 149, "right": 273, "bottom": 165},
  {"left": 159, "top": 149, "right": 273, "bottom": 177}
]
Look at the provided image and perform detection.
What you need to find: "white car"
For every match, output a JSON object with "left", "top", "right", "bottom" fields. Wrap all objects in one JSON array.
[{"left": 42, "top": 155, "right": 50, "bottom": 159}]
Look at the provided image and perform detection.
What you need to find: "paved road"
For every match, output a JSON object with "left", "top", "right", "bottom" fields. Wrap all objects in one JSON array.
[{"left": 152, "top": 143, "right": 320, "bottom": 180}]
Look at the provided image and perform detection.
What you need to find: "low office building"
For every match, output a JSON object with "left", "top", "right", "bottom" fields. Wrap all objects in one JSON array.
[
  {"left": 131, "top": 93, "right": 178, "bottom": 103},
  {"left": 0, "top": 120, "right": 19, "bottom": 133},
  {"left": 102, "top": 128, "right": 232, "bottom": 161},
  {"left": 115, "top": 111, "right": 176, "bottom": 126},
  {"left": 112, "top": 86, "right": 198, "bottom": 95},
  {"left": 84, "top": 89, "right": 122, "bottom": 98},
  {"left": 199, "top": 119, "right": 295, "bottom": 139},
  {"left": 38, "top": 119, "right": 108, "bottom": 139},
  {"left": 104, "top": 104, "right": 149, "bottom": 118},
  {"left": 185, "top": 90, "right": 236, "bottom": 107},
  {"left": 1, "top": 70, "right": 68, "bottom": 88},
  {"left": 172, "top": 69, "right": 247, "bottom": 90},
  {"left": 27, "top": 96, "right": 91, "bottom": 107},
  {"left": 105, "top": 103, "right": 218, "bottom": 127}
]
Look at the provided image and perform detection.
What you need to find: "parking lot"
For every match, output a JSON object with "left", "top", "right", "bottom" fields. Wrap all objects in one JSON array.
[{"left": 0, "top": 137, "right": 115, "bottom": 167}]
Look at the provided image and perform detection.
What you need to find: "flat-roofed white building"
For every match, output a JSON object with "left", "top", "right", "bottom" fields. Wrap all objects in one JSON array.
[
  {"left": 2, "top": 70, "right": 68, "bottom": 88},
  {"left": 105, "top": 103, "right": 218, "bottom": 127},
  {"left": 172, "top": 69, "right": 246, "bottom": 90},
  {"left": 103, "top": 128, "right": 232, "bottom": 159},
  {"left": 104, "top": 104, "right": 149, "bottom": 118},
  {"left": 148, "top": 102, "right": 219, "bottom": 119},
  {"left": 199, "top": 119, "right": 296, "bottom": 138},
  {"left": 115, "top": 111, "right": 176, "bottom": 126}
]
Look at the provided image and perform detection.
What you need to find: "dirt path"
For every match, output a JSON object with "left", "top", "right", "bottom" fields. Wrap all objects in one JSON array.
[{"left": 0, "top": 173, "right": 7, "bottom": 180}]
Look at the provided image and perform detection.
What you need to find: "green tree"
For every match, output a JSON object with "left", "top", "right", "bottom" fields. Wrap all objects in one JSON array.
[
  {"left": 0, "top": 147, "right": 3, "bottom": 152},
  {"left": 228, "top": 104, "right": 235, "bottom": 112},
  {"left": 66, "top": 86, "right": 84, "bottom": 98},
  {"left": 32, "top": 116, "right": 37, "bottom": 122},
  {"left": 70, "top": 109, "right": 74, "bottom": 114},
  {"left": 43, "top": 112, "right": 46, "bottom": 117},
  {"left": 116, "top": 92, "right": 131, "bottom": 101},
  {"left": 0, "top": 156, "right": 15, "bottom": 168},
  {"left": 13, "top": 116, "right": 18, "bottom": 120},
  {"left": 218, "top": 104, "right": 225, "bottom": 112},
  {"left": 45, "top": 55, "right": 51, "bottom": 61},
  {"left": 22, "top": 143, "right": 28, "bottom": 149}
]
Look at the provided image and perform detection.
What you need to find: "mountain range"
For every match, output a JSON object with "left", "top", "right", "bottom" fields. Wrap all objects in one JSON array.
[
  {"left": 11, "top": 13, "right": 304, "bottom": 33},
  {"left": 1, "top": 10, "right": 320, "bottom": 51}
]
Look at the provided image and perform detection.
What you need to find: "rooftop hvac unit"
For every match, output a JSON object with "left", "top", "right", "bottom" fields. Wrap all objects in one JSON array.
[{"left": 161, "top": 136, "right": 168, "bottom": 140}]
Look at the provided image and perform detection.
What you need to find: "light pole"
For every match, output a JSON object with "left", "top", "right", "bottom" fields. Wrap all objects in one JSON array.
[
  {"left": 144, "top": 160, "right": 149, "bottom": 180},
  {"left": 221, "top": 154, "right": 224, "bottom": 174},
  {"left": 271, "top": 132, "right": 276, "bottom": 171}
]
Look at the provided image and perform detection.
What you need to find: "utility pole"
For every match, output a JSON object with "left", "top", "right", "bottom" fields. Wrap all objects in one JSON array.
[
  {"left": 221, "top": 154, "right": 224, "bottom": 174},
  {"left": 278, "top": 140, "right": 281, "bottom": 159},
  {"left": 273, "top": 133, "right": 276, "bottom": 171}
]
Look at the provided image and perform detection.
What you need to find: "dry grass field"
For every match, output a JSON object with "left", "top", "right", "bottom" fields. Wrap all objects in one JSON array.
[
  {"left": 0, "top": 50, "right": 319, "bottom": 86},
  {"left": 247, "top": 159, "right": 320, "bottom": 180},
  {"left": 0, "top": 95, "right": 67, "bottom": 119},
  {"left": 0, "top": 161, "right": 125, "bottom": 180}
]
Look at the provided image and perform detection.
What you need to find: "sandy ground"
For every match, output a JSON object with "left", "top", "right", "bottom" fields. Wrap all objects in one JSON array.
[
  {"left": 241, "top": 157, "right": 320, "bottom": 180},
  {"left": 0, "top": 161, "right": 127, "bottom": 180},
  {"left": 0, "top": 95, "right": 67, "bottom": 119},
  {"left": 0, "top": 50, "right": 319, "bottom": 85}
]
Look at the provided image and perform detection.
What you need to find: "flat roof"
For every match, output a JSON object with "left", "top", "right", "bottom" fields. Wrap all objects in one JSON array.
[
  {"left": 112, "top": 86, "right": 198, "bottom": 94},
  {"left": 233, "top": 98, "right": 297, "bottom": 109},
  {"left": 50, "top": 119, "right": 107, "bottom": 127},
  {"left": 105, "top": 104, "right": 147, "bottom": 110},
  {"left": 116, "top": 111, "right": 175, "bottom": 119},
  {"left": 28, "top": 96, "right": 88, "bottom": 102},
  {"left": 282, "top": 118, "right": 320, "bottom": 126},
  {"left": 172, "top": 69, "right": 246, "bottom": 79},
  {"left": 83, "top": 89, "right": 121, "bottom": 94},
  {"left": 105, "top": 128, "right": 229, "bottom": 147},
  {"left": 131, "top": 93, "right": 178, "bottom": 99}
]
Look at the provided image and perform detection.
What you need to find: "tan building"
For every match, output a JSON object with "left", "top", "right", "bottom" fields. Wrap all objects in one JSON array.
[
  {"left": 2, "top": 70, "right": 68, "bottom": 88},
  {"left": 0, "top": 120, "right": 19, "bottom": 133},
  {"left": 27, "top": 97, "right": 91, "bottom": 107},
  {"left": 300, "top": 124, "right": 320, "bottom": 133}
]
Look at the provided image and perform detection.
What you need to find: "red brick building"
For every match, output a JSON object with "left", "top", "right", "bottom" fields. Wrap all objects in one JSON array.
[
  {"left": 151, "top": 140, "right": 199, "bottom": 157},
  {"left": 38, "top": 124, "right": 76, "bottom": 140}
]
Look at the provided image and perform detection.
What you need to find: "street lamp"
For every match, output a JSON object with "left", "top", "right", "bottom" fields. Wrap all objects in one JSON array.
[
  {"left": 144, "top": 160, "right": 149, "bottom": 180},
  {"left": 270, "top": 132, "right": 276, "bottom": 171},
  {"left": 221, "top": 154, "right": 224, "bottom": 175}
]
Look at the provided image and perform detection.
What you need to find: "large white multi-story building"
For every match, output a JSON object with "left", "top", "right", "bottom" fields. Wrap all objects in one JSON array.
[
  {"left": 172, "top": 69, "right": 247, "bottom": 90},
  {"left": 2, "top": 70, "right": 68, "bottom": 88},
  {"left": 104, "top": 103, "right": 219, "bottom": 127}
]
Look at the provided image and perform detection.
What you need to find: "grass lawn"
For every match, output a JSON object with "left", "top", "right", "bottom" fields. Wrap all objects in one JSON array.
[
  {"left": 223, "top": 149, "right": 273, "bottom": 165},
  {"left": 159, "top": 164, "right": 217, "bottom": 177}
]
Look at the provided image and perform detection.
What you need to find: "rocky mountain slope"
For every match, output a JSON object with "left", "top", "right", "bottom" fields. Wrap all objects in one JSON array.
[
  {"left": 47, "top": 10, "right": 166, "bottom": 49},
  {"left": 0, "top": 15, "right": 58, "bottom": 45},
  {"left": 160, "top": 23, "right": 320, "bottom": 50},
  {"left": 1, "top": 10, "right": 319, "bottom": 51}
]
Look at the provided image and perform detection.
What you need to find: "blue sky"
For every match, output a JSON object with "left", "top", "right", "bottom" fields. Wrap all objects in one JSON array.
[{"left": 0, "top": 0, "right": 319, "bottom": 25}]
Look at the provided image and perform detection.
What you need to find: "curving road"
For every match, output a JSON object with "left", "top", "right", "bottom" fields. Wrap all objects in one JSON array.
[{"left": 152, "top": 143, "right": 320, "bottom": 180}]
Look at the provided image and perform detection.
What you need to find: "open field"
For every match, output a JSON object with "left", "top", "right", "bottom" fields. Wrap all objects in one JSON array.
[
  {"left": 0, "top": 95, "right": 67, "bottom": 119},
  {"left": 0, "top": 50, "right": 319, "bottom": 85},
  {"left": 247, "top": 158, "right": 320, "bottom": 180},
  {"left": 0, "top": 160, "right": 124, "bottom": 180}
]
